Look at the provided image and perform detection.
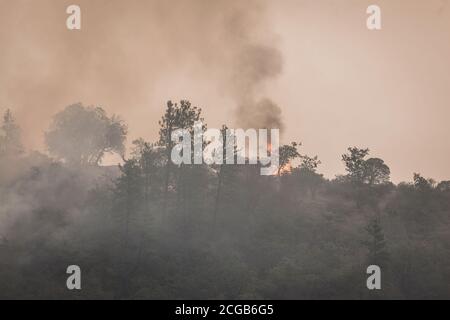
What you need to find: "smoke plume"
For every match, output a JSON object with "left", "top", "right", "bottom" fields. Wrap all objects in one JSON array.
[
  {"left": 232, "top": 43, "right": 284, "bottom": 130},
  {"left": 0, "top": 0, "right": 284, "bottom": 148}
]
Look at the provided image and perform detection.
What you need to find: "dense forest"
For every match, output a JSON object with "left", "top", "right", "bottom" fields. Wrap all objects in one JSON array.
[{"left": 1, "top": 101, "right": 450, "bottom": 299}]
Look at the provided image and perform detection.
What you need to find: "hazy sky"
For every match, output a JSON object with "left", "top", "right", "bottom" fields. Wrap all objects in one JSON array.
[{"left": 1, "top": 0, "right": 449, "bottom": 182}]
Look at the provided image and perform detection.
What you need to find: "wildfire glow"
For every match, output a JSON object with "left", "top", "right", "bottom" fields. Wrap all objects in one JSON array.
[
  {"left": 266, "top": 143, "right": 292, "bottom": 176},
  {"left": 279, "top": 162, "right": 292, "bottom": 175}
]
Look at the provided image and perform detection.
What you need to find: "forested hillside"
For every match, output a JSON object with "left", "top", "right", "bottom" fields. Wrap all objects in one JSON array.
[{"left": 1, "top": 102, "right": 450, "bottom": 299}]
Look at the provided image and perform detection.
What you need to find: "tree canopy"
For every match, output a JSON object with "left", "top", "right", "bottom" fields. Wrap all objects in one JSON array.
[
  {"left": 45, "top": 103, "right": 127, "bottom": 165},
  {"left": 342, "top": 147, "right": 391, "bottom": 185},
  {"left": 1, "top": 101, "right": 450, "bottom": 300}
]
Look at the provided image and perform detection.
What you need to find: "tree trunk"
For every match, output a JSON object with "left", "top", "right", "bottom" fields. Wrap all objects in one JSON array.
[
  {"left": 162, "top": 127, "right": 173, "bottom": 218},
  {"left": 213, "top": 165, "right": 223, "bottom": 233}
]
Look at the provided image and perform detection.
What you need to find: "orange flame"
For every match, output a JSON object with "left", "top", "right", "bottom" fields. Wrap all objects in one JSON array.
[{"left": 279, "top": 162, "right": 292, "bottom": 175}]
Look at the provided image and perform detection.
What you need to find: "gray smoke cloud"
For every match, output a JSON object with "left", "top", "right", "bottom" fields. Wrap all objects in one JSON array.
[
  {"left": 0, "top": 0, "right": 285, "bottom": 243},
  {"left": 0, "top": 0, "right": 284, "bottom": 148},
  {"left": 232, "top": 44, "right": 284, "bottom": 130},
  {"left": 236, "top": 97, "right": 284, "bottom": 131}
]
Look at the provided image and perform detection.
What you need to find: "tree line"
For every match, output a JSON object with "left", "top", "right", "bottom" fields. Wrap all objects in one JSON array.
[{"left": 0, "top": 101, "right": 450, "bottom": 299}]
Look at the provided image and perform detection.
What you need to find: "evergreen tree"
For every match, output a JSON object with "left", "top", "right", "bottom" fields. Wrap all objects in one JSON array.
[
  {"left": 363, "top": 218, "right": 389, "bottom": 267},
  {"left": 158, "top": 100, "right": 205, "bottom": 216}
]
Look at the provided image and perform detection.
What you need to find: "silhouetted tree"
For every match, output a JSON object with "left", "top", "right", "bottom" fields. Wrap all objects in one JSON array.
[
  {"left": 131, "top": 139, "right": 164, "bottom": 215},
  {"left": 363, "top": 218, "right": 389, "bottom": 267},
  {"left": 364, "top": 158, "right": 390, "bottom": 186},
  {"left": 342, "top": 147, "right": 370, "bottom": 184},
  {"left": 413, "top": 173, "right": 435, "bottom": 191},
  {"left": 342, "top": 147, "right": 390, "bottom": 186},
  {"left": 158, "top": 100, "right": 204, "bottom": 216},
  {"left": 212, "top": 125, "right": 238, "bottom": 231},
  {"left": 45, "top": 103, "right": 127, "bottom": 165},
  {"left": 299, "top": 154, "right": 321, "bottom": 172},
  {"left": 278, "top": 142, "right": 301, "bottom": 176},
  {"left": 437, "top": 180, "right": 450, "bottom": 193},
  {"left": 294, "top": 154, "right": 323, "bottom": 198}
]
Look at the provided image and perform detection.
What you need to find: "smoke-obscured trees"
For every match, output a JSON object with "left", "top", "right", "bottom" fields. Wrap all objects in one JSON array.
[
  {"left": 292, "top": 154, "right": 323, "bottom": 199},
  {"left": 437, "top": 180, "right": 450, "bottom": 193},
  {"left": 342, "top": 147, "right": 391, "bottom": 185},
  {"left": 413, "top": 173, "right": 435, "bottom": 192},
  {"left": 115, "top": 158, "right": 143, "bottom": 240},
  {"left": 364, "top": 158, "right": 391, "bottom": 186},
  {"left": 3, "top": 101, "right": 450, "bottom": 299},
  {"left": 158, "top": 100, "right": 205, "bottom": 215},
  {"left": 131, "top": 139, "right": 165, "bottom": 214},
  {"left": 278, "top": 142, "right": 301, "bottom": 176},
  {"left": 0, "top": 109, "right": 23, "bottom": 157},
  {"left": 45, "top": 103, "right": 127, "bottom": 166},
  {"left": 342, "top": 147, "right": 370, "bottom": 184},
  {"left": 363, "top": 218, "right": 389, "bottom": 267},
  {"left": 299, "top": 154, "right": 321, "bottom": 173}
]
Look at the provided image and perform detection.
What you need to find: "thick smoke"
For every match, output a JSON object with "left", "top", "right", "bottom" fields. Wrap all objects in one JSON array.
[
  {"left": 232, "top": 44, "right": 284, "bottom": 131},
  {"left": 236, "top": 97, "right": 284, "bottom": 131},
  {"left": 0, "top": 0, "right": 284, "bottom": 148},
  {"left": 0, "top": 0, "right": 286, "bottom": 269}
]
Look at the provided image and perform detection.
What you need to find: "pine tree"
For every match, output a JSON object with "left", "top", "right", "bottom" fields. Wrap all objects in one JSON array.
[
  {"left": 158, "top": 100, "right": 205, "bottom": 217},
  {"left": 363, "top": 218, "right": 389, "bottom": 267}
]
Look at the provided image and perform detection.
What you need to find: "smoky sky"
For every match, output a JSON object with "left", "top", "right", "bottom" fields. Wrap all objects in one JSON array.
[
  {"left": 0, "top": 0, "right": 283, "bottom": 142},
  {"left": 1, "top": 0, "right": 450, "bottom": 182}
]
